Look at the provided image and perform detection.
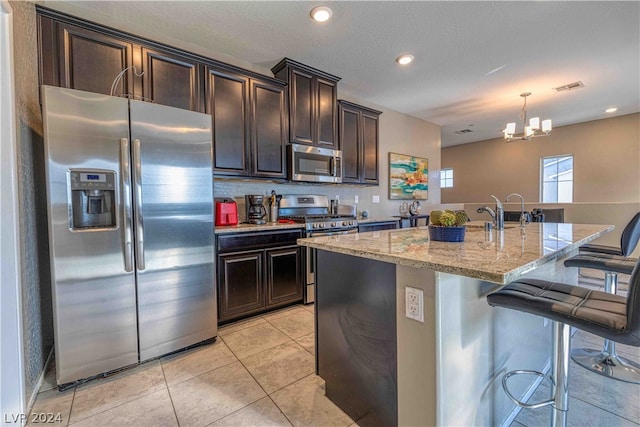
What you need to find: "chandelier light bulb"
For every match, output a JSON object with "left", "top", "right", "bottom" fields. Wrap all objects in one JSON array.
[
  {"left": 542, "top": 119, "right": 552, "bottom": 133},
  {"left": 310, "top": 6, "right": 333, "bottom": 23},
  {"left": 396, "top": 54, "right": 414, "bottom": 65},
  {"left": 529, "top": 117, "right": 540, "bottom": 130}
]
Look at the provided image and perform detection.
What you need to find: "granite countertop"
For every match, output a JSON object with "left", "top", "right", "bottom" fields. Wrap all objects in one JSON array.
[
  {"left": 215, "top": 222, "right": 304, "bottom": 234},
  {"left": 297, "top": 223, "right": 613, "bottom": 284}
]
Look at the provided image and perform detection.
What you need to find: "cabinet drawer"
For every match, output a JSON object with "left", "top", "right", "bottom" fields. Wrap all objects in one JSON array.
[{"left": 217, "top": 229, "right": 303, "bottom": 253}]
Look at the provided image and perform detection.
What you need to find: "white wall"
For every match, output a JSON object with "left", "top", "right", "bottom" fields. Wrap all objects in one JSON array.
[{"left": 1, "top": 2, "right": 26, "bottom": 424}]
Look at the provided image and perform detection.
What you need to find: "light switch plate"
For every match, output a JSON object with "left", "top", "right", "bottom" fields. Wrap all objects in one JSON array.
[
  {"left": 405, "top": 286, "right": 424, "bottom": 322},
  {"left": 373, "top": 195, "right": 380, "bottom": 203}
]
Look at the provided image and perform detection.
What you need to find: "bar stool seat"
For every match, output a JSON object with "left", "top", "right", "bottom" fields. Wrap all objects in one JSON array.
[
  {"left": 563, "top": 253, "right": 640, "bottom": 383},
  {"left": 488, "top": 278, "right": 635, "bottom": 345},
  {"left": 487, "top": 256, "right": 640, "bottom": 427},
  {"left": 564, "top": 254, "right": 637, "bottom": 275}
]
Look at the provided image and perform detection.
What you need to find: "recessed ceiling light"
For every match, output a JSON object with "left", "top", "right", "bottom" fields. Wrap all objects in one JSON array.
[
  {"left": 396, "top": 54, "right": 414, "bottom": 65},
  {"left": 310, "top": 6, "right": 332, "bottom": 23},
  {"left": 604, "top": 107, "right": 618, "bottom": 113}
]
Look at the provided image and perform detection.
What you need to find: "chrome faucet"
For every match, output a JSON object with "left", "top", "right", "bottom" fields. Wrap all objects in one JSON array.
[
  {"left": 490, "top": 195, "right": 504, "bottom": 230},
  {"left": 477, "top": 205, "right": 496, "bottom": 224},
  {"left": 505, "top": 192, "right": 528, "bottom": 227}
]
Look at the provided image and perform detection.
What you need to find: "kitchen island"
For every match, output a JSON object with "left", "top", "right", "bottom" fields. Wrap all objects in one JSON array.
[{"left": 297, "top": 223, "right": 612, "bottom": 427}]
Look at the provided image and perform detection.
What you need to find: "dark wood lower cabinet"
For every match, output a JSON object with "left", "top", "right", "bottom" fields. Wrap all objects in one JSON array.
[
  {"left": 216, "top": 230, "right": 304, "bottom": 323},
  {"left": 217, "top": 250, "right": 264, "bottom": 321},
  {"left": 266, "top": 246, "right": 303, "bottom": 306}
]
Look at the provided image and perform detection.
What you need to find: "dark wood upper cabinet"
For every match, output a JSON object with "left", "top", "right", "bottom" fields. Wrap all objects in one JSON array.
[
  {"left": 37, "top": 7, "right": 288, "bottom": 180},
  {"left": 141, "top": 47, "right": 202, "bottom": 112},
  {"left": 272, "top": 58, "right": 340, "bottom": 148},
  {"left": 289, "top": 69, "right": 314, "bottom": 145},
  {"left": 340, "top": 105, "right": 361, "bottom": 182},
  {"left": 56, "top": 21, "right": 135, "bottom": 96},
  {"left": 338, "top": 100, "right": 382, "bottom": 185},
  {"left": 317, "top": 77, "right": 338, "bottom": 147},
  {"left": 205, "top": 67, "right": 250, "bottom": 175},
  {"left": 250, "top": 79, "right": 288, "bottom": 179},
  {"left": 362, "top": 111, "right": 380, "bottom": 184}
]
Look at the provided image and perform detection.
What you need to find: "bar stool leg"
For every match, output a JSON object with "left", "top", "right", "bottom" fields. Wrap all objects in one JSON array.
[
  {"left": 571, "top": 272, "right": 640, "bottom": 384},
  {"left": 552, "top": 322, "right": 570, "bottom": 427}
]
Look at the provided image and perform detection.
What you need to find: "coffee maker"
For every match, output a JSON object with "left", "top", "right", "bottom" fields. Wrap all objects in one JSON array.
[{"left": 245, "top": 195, "right": 267, "bottom": 224}]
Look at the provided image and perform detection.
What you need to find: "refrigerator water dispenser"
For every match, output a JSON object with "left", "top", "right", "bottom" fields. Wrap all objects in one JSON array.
[{"left": 69, "top": 170, "right": 116, "bottom": 229}]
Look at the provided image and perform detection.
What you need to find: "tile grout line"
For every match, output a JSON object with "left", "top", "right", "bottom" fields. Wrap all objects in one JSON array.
[
  {"left": 569, "top": 394, "right": 640, "bottom": 425},
  {"left": 66, "top": 363, "right": 166, "bottom": 426},
  {"left": 159, "top": 359, "right": 182, "bottom": 427}
]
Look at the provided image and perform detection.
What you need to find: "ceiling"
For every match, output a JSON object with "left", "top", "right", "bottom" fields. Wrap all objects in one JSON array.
[{"left": 39, "top": 1, "right": 640, "bottom": 147}]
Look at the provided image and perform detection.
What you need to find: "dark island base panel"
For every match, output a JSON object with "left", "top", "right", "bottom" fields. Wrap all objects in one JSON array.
[{"left": 316, "top": 250, "right": 397, "bottom": 427}]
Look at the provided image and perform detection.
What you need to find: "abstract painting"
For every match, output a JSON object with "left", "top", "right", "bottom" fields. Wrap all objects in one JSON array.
[{"left": 389, "top": 152, "right": 428, "bottom": 200}]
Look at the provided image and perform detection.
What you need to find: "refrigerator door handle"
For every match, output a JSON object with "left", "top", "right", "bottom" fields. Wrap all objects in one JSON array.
[
  {"left": 133, "top": 138, "right": 145, "bottom": 271},
  {"left": 121, "top": 138, "right": 134, "bottom": 272}
]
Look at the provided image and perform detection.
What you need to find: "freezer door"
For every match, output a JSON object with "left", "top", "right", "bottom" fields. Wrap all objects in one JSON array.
[
  {"left": 130, "top": 100, "right": 216, "bottom": 361},
  {"left": 41, "top": 86, "right": 138, "bottom": 385}
]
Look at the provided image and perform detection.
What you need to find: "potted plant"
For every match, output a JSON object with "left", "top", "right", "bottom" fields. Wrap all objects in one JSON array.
[{"left": 428, "top": 210, "right": 468, "bottom": 242}]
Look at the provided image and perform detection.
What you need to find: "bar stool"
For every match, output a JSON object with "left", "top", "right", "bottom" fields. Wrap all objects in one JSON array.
[
  {"left": 564, "top": 254, "right": 640, "bottom": 383},
  {"left": 580, "top": 212, "right": 640, "bottom": 257},
  {"left": 487, "top": 257, "right": 640, "bottom": 427}
]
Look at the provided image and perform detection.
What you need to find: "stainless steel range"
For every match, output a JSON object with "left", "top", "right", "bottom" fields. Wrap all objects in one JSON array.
[{"left": 279, "top": 195, "right": 358, "bottom": 303}]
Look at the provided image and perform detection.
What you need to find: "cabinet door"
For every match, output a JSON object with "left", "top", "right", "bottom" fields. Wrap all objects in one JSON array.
[
  {"left": 339, "top": 103, "right": 361, "bottom": 183},
  {"left": 206, "top": 67, "right": 250, "bottom": 175},
  {"left": 290, "top": 69, "right": 314, "bottom": 145},
  {"left": 57, "top": 22, "right": 135, "bottom": 96},
  {"left": 317, "top": 77, "right": 338, "bottom": 148},
  {"left": 250, "top": 79, "right": 287, "bottom": 178},
  {"left": 266, "top": 246, "right": 303, "bottom": 307},
  {"left": 218, "top": 251, "right": 264, "bottom": 322},
  {"left": 142, "top": 47, "right": 202, "bottom": 112},
  {"left": 362, "top": 112, "right": 380, "bottom": 184}
]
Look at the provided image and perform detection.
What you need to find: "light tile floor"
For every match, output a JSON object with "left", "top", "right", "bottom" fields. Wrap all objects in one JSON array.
[{"left": 30, "top": 302, "right": 639, "bottom": 426}]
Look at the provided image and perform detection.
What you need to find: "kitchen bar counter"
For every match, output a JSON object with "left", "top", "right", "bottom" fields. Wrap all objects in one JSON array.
[
  {"left": 298, "top": 222, "right": 612, "bottom": 284},
  {"left": 298, "top": 222, "right": 613, "bottom": 426}
]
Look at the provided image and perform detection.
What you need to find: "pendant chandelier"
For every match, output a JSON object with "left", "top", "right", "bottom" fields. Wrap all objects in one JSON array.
[{"left": 503, "top": 92, "right": 552, "bottom": 141}]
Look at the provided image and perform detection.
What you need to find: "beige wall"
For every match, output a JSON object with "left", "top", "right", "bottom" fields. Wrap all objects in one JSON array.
[{"left": 441, "top": 113, "right": 640, "bottom": 204}]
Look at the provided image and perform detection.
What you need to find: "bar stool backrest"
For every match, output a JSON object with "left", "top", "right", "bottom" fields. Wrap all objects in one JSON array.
[
  {"left": 626, "top": 257, "right": 640, "bottom": 344},
  {"left": 620, "top": 212, "right": 640, "bottom": 256}
]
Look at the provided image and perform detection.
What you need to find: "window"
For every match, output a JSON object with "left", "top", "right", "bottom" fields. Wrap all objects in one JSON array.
[
  {"left": 441, "top": 168, "right": 453, "bottom": 188},
  {"left": 541, "top": 155, "right": 573, "bottom": 203}
]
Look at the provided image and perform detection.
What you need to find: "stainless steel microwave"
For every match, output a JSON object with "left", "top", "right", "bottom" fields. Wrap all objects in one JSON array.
[{"left": 288, "top": 143, "right": 342, "bottom": 183}]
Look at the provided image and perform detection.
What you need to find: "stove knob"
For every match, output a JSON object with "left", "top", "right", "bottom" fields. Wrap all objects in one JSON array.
[
  {"left": 331, "top": 222, "right": 337, "bottom": 227},
  {"left": 312, "top": 223, "right": 318, "bottom": 229}
]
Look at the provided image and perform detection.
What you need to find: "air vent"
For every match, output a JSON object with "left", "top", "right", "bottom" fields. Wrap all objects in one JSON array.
[
  {"left": 553, "top": 81, "right": 585, "bottom": 92},
  {"left": 455, "top": 129, "right": 473, "bottom": 134}
]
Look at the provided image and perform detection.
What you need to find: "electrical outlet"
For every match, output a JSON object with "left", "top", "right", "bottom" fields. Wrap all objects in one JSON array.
[
  {"left": 354, "top": 195, "right": 358, "bottom": 203},
  {"left": 372, "top": 195, "right": 380, "bottom": 203},
  {"left": 405, "top": 286, "right": 424, "bottom": 322}
]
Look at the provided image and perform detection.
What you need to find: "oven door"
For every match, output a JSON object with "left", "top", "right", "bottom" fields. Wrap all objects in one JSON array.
[{"left": 305, "top": 228, "right": 357, "bottom": 303}]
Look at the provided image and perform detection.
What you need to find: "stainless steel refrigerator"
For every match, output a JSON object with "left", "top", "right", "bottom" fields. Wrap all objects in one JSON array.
[{"left": 42, "top": 85, "right": 216, "bottom": 386}]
